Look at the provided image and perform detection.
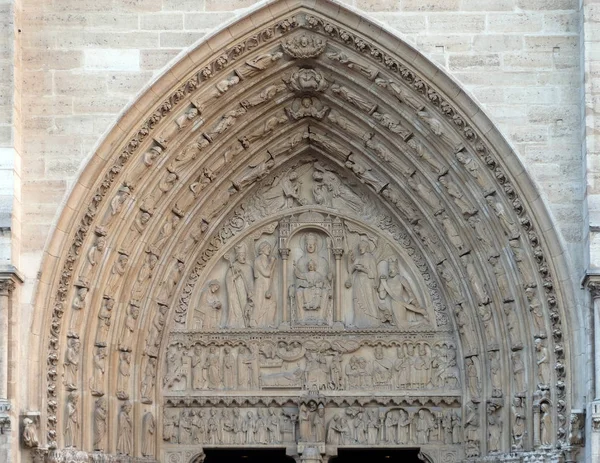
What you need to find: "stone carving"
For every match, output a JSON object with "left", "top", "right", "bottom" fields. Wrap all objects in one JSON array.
[
  {"left": 438, "top": 175, "right": 477, "bottom": 216},
  {"left": 79, "top": 231, "right": 106, "bottom": 281},
  {"left": 131, "top": 252, "right": 159, "bottom": 302},
  {"left": 292, "top": 232, "right": 332, "bottom": 325},
  {"left": 407, "top": 138, "right": 447, "bottom": 176},
  {"left": 236, "top": 52, "right": 283, "bottom": 79},
  {"left": 345, "top": 155, "right": 386, "bottom": 193},
  {"left": 194, "top": 280, "right": 222, "bottom": 330},
  {"left": 282, "top": 33, "right": 326, "bottom": 58},
  {"left": 119, "top": 302, "right": 140, "bottom": 352},
  {"left": 100, "top": 182, "right": 132, "bottom": 227},
  {"left": 93, "top": 397, "right": 107, "bottom": 452},
  {"left": 487, "top": 401, "right": 502, "bottom": 453},
  {"left": 68, "top": 284, "right": 89, "bottom": 338},
  {"left": 375, "top": 77, "right": 424, "bottom": 111},
  {"left": 116, "top": 401, "right": 133, "bottom": 455},
  {"left": 157, "top": 260, "right": 185, "bottom": 303},
  {"left": 511, "top": 396, "right": 525, "bottom": 451},
  {"left": 142, "top": 412, "right": 156, "bottom": 457},
  {"left": 95, "top": 296, "right": 114, "bottom": 348},
  {"left": 407, "top": 174, "right": 444, "bottom": 215},
  {"left": 347, "top": 240, "right": 380, "bottom": 328},
  {"left": 286, "top": 97, "right": 329, "bottom": 120},
  {"left": 509, "top": 238, "right": 536, "bottom": 288},
  {"left": 489, "top": 351, "right": 503, "bottom": 398},
  {"left": 105, "top": 252, "right": 128, "bottom": 296},
  {"left": 540, "top": 401, "right": 552, "bottom": 447},
  {"left": 327, "top": 50, "right": 378, "bottom": 79},
  {"left": 208, "top": 75, "right": 240, "bottom": 100},
  {"left": 141, "top": 356, "right": 157, "bottom": 404},
  {"left": 241, "top": 83, "right": 287, "bottom": 109},
  {"left": 465, "top": 357, "right": 481, "bottom": 400},
  {"left": 175, "top": 106, "right": 200, "bottom": 130},
  {"left": 64, "top": 392, "right": 79, "bottom": 448},
  {"left": 327, "top": 110, "right": 370, "bottom": 140},
  {"left": 466, "top": 214, "right": 497, "bottom": 257},
  {"left": 116, "top": 351, "right": 131, "bottom": 400},
  {"left": 464, "top": 402, "right": 480, "bottom": 458},
  {"left": 224, "top": 243, "right": 254, "bottom": 328},
  {"left": 127, "top": 145, "right": 163, "bottom": 187},
  {"left": 438, "top": 213, "right": 466, "bottom": 253},
  {"left": 461, "top": 253, "right": 489, "bottom": 306},
  {"left": 89, "top": 346, "right": 106, "bottom": 396},
  {"left": 488, "top": 255, "right": 513, "bottom": 303},
  {"left": 511, "top": 350, "right": 527, "bottom": 394},
  {"left": 149, "top": 213, "right": 181, "bottom": 256},
  {"left": 254, "top": 241, "right": 278, "bottom": 328},
  {"left": 331, "top": 83, "right": 377, "bottom": 113},
  {"left": 22, "top": 417, "right": 39, "bottom": 448},
  {"left": 535, "top": 338, "right": 551, "bottom": 389},
  {"left": 145, "top": 303, "right": 169, "bottom": 357},
  {"left": 284, "top": 68, "right": 330, "bottom": 92},
  {"left": 455, "top": 150, "right": 495, "bottom": 196},
  {"left": 167, "top": 136, "right": 209, "bottom": 174},
  {"left": 486, "top": 195, "right": 520, "bottom": 239},
  {"left": 373, "top": 112, "right": 411, "bottom": 139},
  {"left": 307, "top": 131, "right": 351, "bottom": 158},
  {"left": 140, "top": 171, "right": 178, "bottom": 214},
  {"left": 206, "top": 107, "right": 247, "bottom": 140},
  {"left": 239, "top": 111, "right": 288, "bottom": 148},
  {"left": 63, "top": 337, "right": 81, "bottom": 391},
  {"left": 503, "top": 303, "right": 522, "bottom": 350}
]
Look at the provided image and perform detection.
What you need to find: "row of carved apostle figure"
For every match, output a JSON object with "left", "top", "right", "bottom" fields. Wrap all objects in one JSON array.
[
  {"left": 163, "top": 407, "right": 294, "bottom": 445},
  {"left": 325, "top": 407, "right": 461, "bottom": 446},
  {"left": 162, "top": 341, "right": 460, "bottom": 392}
]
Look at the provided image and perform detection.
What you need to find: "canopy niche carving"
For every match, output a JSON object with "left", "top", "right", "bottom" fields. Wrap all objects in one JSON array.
[{"left": 29, "top": 2, "right": 580, "bottom": 463}]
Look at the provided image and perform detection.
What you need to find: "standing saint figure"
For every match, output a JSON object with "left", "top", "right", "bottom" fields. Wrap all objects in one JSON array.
[
  {"left": 93, "top": 397, "right": 107, "bottom": 451},
  {"left": 253, "top": 241, "right": 278, "bottom": 327},
  {"left": 142, "top": 412, "right": 156, "bottom": 457},
  {"left": 194, "top": 280, "right": 222, "bottom": 329},
  {"left": 64, "top": 392, "right": 79, "bottom": 447},
  {"left": 225, "top": 243, "right": 254, "bottom": 328},
  {"left": 116, "top": 401, "right": 133, "bottom": 455},
  {"left": 347, "top": 240, "right": 380, "bottom": 328}
]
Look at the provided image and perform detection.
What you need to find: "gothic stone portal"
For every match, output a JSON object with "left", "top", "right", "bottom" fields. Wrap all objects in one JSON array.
[{"left": 32, "top": 2, "right": 577, "bottom": 463}]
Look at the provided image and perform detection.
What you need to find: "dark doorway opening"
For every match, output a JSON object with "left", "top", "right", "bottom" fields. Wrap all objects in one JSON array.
[
  {"left": 204, "top": 448, "right": 294, "bottom": 463},
  {"left": 331, "top": 448, "right": 422, "bottom": 463}
]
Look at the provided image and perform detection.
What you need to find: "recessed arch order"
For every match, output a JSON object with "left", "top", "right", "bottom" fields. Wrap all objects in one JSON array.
[{"left": 31, "top": 1, "right": 580, "bottom": 463}]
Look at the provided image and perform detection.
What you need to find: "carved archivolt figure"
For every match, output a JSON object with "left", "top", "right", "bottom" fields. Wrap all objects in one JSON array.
[
  {"left": 119, "top": 303, "right": 140, "bottom": 352},
  {"left": 237, "top": 52, "right": 283, "bottom": 78},
  {"left": 535, "top": 338, "right": 551, "bottom": 388},
  {"left": 142, "top": 412, "right": 156, "bottom": 457},
  {"left": 79, "top": 234, "right": 106, "bottom": 280},
  {"left": 64, "top": 392, "right": 79, "bottom": 448},
  {"left": 89, "top": 346, "right": 106, "bottom": 396},
  {"left": 68, "top": 286, "right": 88, "bottom": 337},
  {"left": 116, "top": 351, "right": 131, "bottom": 400},
  {"left": 511, "top": 396, "right": 525, "bottom": 451},
  {"left": 253, "top": 241, "right": 278, "bottom": 327},
  {"left": 141, "top": 356, "right": 157, "bottom": 403},
  {"left": 286, "top": 96, "right": 329, "bottom": 120},
  {"left": 116, "top": 401, "right": 133, "bottom": 455},
  {"left": 225, "top": 243, "right": 254, "bottom": 328},
  {"left": 375, "top": 77, "right": 424, "bottom": 111},
  {"left": 63, "top": 337, "right": 81, "bottom": 391},
  {"left": 285, "top": 67, "right": 330, "bottom": 92},
  {"left": 331, "top": 83, "right": 376, "bottom": 113},
  {"left": 241, "top": 83, "right": 286, "bottom": 109},
  {"left": 347, "top": 240, "right": 380, "bottom": 328},
  {"left": 93, "top": 397, "right": 107, "bottom": 451},
  {"left": 194, "top": 280, "right": 222, "bottom": 330},
  {"left": 145, "top": 303, "right": 168, "bottom": 357},
  {"left": 22, "top": 418, "right": 39, "bottom": 448},
  {"left": 95, "top": 296, "right": 114, "bottom": 347},
  {"left": 106, "top": 252, "right": 128, "bottom": 296},
  {"left": 540, "top": 402, "right": 552, "bottom": 446}
]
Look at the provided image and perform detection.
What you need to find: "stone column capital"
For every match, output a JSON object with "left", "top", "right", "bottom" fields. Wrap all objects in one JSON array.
[
  {"left": 0, "top": 268, "right": 23, "bottom": 295},
  {"left": 584, "top": 274, "right": 600, "bottom": 299}
]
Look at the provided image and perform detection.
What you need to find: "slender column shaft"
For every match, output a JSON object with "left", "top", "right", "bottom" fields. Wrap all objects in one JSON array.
[{"left": 0, "top": 279, "right": 14, "bottom": 400}]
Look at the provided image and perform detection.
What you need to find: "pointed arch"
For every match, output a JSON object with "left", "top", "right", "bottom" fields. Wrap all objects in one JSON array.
[{"left": 30, "top": 1, "right": 579, "bottom": 462}]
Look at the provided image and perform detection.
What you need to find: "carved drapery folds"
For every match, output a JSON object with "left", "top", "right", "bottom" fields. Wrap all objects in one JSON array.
[{"left": 36, "top": 3, "right": 576, "bottom": 462}]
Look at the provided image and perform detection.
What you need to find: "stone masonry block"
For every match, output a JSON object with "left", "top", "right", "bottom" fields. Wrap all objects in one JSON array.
[
  {"left": 140, "top": 49, "right": 181, "bottom": 70},
  {"left": 372, "top": 14, "right": 426, "bottom": 35},
  {"left": 472, "top": 34, "right": 523, "bottom": 52},
  {"left": 21, "top": 49, "right": 82, "bottom": 71},
  {"left": 448, "top": 53, "right": 500, "bottom": 70},
  {"left": 354, "top": 0, "right": 403, "bottom": 12},
  {"left": 503, "top": 51, "right": 555, "bottom": 70},
  {"left": 184, "top": 13, "right": 237, "bottom": 31},
  {"left": 428, "top": 13, "right": 486, "bottom": 33},
  {"left": 459, "top": 0, "right": 515, "bottom": 11},
  {"left": 205, "top": 0, "right": 256, "bottom": 11},
  {"left": 516, "top": 0, "right": 577, "bottom": 10},
  {"left": 487, "top": 13, "right": 544, "bottom": 32},
  {"left": 84, "top": 49, "right": 140, "bottom": 71},
  {"left": 162, "top": 0, "right": 206, "bottom": 11},
  {"left": 159, "top": 32, "right": 206, "bottom": 48},
  {"left": 140, "top": 13, "right": 184, "bottom": 30},
  {"left": 53, "top": 71, "right": 107, "bottom": 96}
]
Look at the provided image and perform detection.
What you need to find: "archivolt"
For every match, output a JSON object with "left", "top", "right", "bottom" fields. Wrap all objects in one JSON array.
[{"left": 32, "top": 0, "right": 577, "bottom": 460}]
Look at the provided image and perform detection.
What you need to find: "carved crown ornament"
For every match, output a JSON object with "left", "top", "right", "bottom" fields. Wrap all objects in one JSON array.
[{"left": 34, "top": 3, "right": 576, "bottom": 462}]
